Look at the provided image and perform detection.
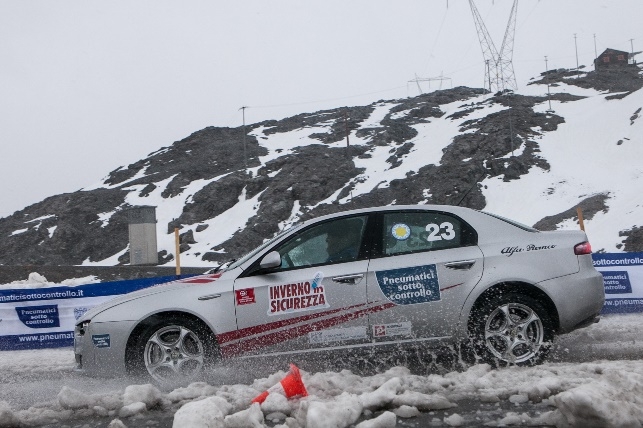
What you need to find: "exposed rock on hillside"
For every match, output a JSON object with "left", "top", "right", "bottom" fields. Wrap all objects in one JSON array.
[
  {"left": 0, "top": 66, "right": 641, "bottom": 266},
  {"left": 533, "top": 193, "right": 610, "bottom": 231},
  {"left": 620, "top": 226, "right": 643, "bottom": 252}
]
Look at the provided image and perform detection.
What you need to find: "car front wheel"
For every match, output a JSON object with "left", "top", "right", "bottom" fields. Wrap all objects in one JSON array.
[
  {"left": 470, "top": 293, "right": 554, "bottom": 367},
  {"left": 131, "top": 316, "right": 218, "bottom": 384}
]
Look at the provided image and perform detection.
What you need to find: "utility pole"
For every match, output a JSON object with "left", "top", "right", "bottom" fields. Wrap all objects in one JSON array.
[
  {"left": 630, "top": 39, "right": 635, "bottom": 64},
  {"left": 593, "top": 34, "right": 597, "bottom": 59},
  {"left": 239, "top": 106, "right": 248, "bottom": 170},
  {"left": 574, "top": 33, "right": 579, "bottom": 70},
  {"left": 344, "top": 109, "right": 350, "bottom": 158},
  {"left": 545, "top": 56, "right": 554, "bottom": 113},
  {"left": 508, "top": 110, "right": 515, "bottom": 157}
]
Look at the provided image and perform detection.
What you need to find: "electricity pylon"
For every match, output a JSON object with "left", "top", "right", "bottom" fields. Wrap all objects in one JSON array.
[
  {"left": 408, "top": 73, "right": 452, "bottom": 95},
  {"left": 469, "top": 0, "right": 518, "bottom": 92}
]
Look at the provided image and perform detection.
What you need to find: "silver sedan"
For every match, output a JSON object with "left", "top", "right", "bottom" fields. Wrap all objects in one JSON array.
[{"left": 74, "top": 205, "right": 605, "bottom": 383}]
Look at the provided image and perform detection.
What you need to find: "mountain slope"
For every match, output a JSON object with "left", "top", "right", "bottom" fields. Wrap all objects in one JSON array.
[{"left": 1, "top": 66, "right": 642, "bottom": 266}]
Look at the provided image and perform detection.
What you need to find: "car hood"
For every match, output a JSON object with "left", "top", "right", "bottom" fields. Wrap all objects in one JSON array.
[{"left": 77, "top": 273, "right": 225, "bottom": 323}]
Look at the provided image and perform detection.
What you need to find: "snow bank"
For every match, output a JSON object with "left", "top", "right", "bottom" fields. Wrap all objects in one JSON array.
[
  {"left": 0, "top": 272, "right": 99, "bottom": 290},
  {"left": 7, "top": 360, "right": 643, "bottom": 427},
  {"left": 2, "top": 314, "right": 643, "bottom": 426}
]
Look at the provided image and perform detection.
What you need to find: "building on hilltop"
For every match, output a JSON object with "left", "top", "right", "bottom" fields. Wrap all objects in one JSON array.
[{"left": 594, "top": 48, "right": 631, "bottom": 70}]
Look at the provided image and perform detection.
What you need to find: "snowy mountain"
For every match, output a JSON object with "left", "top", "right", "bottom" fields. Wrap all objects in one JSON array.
[{"left": 0, "top": 65, "right": 642, "bottom": 266}]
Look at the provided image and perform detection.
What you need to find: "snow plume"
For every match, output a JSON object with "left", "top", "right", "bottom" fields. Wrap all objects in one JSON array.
[{"left": 5, "top": 342, "right": 643, "bottom": 426}]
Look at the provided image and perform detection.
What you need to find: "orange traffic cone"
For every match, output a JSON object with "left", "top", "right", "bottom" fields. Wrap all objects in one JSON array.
[{"left": 252, "top": 364, "right": 308, "bottom": 404}]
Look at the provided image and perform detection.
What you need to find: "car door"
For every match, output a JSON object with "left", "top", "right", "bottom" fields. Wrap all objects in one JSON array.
[
  {"left": 226, "top": 214, "right": 373, "bottom": 358},
  {"left": 366, "top": 210, "right": 483, "bottom": 342}
]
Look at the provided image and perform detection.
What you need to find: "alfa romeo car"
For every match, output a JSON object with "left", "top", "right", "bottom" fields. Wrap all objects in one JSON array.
[{"left": 74, "top": 205, "right": 605, "bottom": 383}]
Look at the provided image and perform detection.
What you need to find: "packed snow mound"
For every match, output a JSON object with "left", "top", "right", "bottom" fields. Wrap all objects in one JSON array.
[
  {"left": 0, "top": 272, "right": 99, "bottom": 290},
  {"left": 4, "top": 351, "right": 643, "bottom": 426}
]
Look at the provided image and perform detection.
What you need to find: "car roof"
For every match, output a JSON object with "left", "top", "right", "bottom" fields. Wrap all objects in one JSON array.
[{"left": 299, "top": 204, "right": 474, "bottom": 227}]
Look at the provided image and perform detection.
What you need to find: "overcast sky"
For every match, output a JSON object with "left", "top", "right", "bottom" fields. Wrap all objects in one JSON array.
[{"left": 1, "top": 0, "right": 640, "bottom": 216}]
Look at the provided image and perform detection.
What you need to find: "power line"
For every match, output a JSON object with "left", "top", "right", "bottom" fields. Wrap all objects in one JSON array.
[
  {"left": 247, "top": 86, "right": 406, "bottom": 110},
  {"left": 408, "top": 73, "right": 452, "bottom": 95}
]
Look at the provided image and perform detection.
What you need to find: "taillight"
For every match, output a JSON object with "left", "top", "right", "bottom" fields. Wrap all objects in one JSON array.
[{"left": 574, "top": 241, "right": 592, "bottom": 255}]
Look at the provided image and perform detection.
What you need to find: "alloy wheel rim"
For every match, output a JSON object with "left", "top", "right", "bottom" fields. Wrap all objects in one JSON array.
[
  {"left": 143, "top": 325, "right": 204, "bottom": 383},
  {"left": 484, "top": 302, "right": 544, "bottom": 364}
]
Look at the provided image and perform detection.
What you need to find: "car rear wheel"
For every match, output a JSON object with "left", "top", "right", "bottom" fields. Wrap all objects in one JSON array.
[
  {"left": 131, "top": 316, "right": 218, "bottom": 384},
  {"left": 470, "top": 293, "right": 554, "bottom": 367}
]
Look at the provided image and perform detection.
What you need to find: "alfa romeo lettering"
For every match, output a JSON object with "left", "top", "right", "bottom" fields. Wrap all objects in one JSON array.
[{"left": 502, "top": 244, "right": 557, "bottom": 257}]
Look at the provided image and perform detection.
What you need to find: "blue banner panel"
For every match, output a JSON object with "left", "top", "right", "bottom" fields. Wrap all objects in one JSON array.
[
  {"left": 593, "top": 252, "right": 643, "bottom": 314},
  {"left": 0, "top": 332, "right": 74, "bottom": 350},
  {"left": 16, "top": 305, "right": 60, "bottom": 329},
  {"left": 0, "top": 275, "right": 190, "bottom": 304},
  {"left": 592, "top": 253, "right": 643, "bottom": 268},
  {"left": 600, "top": 298, "right": 643, "bottom": 314},
  {"left": 601, "top": 271, "right": 632, "bottom": 294},
  {"left": 0, "top": 274, "right": 198, "bottom": 351}
]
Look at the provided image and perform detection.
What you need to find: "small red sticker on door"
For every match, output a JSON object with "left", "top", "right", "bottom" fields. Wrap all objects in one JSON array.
[
  {"left": 373, "top": 325, "right": 387, "bottom": 337},
  {"left": 235, "top": 288, "right": 256, "bottom": 305}
]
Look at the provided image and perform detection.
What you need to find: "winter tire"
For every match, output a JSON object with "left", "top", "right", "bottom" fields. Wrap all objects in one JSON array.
[
  {"left": 470, "top": 293, "right": 554, "bottom": 367},
  {"left": 132, "top": 316, "right": 218, "bottom": 385}
]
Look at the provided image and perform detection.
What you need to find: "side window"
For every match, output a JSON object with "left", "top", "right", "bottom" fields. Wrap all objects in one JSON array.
[
  {"left": 382, "top": 212, "right": 469, "bottom": 256},
  {"left": 274, "top": 216, "right": 368, "bottom": 270}
]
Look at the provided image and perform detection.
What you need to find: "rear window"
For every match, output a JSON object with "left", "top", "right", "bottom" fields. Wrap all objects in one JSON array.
[
  {"left": 479, "top": 211, "right": 539, "bottom": 232},
  {"left": 381, "top": 211, "right": 477, "bottom": 256}
]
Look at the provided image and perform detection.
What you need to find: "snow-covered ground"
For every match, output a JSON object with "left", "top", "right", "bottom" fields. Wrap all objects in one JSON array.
[{"left": 1, "top": 313, "right": 643, "bottom": 428}]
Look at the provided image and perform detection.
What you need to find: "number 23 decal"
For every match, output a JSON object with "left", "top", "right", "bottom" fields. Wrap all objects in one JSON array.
[{"left": 425, "top": 222, "right": 456, "bottom": 241}]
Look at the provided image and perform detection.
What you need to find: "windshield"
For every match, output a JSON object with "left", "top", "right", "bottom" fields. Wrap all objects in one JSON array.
[{"left": 225, "top": 225, "right": 300, "bottom": 271}]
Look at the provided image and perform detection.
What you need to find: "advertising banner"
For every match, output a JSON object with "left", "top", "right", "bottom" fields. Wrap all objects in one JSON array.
[
  {"left": 592, "top": 252, "right": 643, "bottom": 314},
  {"left": 0, "top": 275, "right": 196, "bottom": 350}
]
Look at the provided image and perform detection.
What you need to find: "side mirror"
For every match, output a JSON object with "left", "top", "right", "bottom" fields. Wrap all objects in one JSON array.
[{"left": 259, "top": 251, "right": 281, "bottom": 270}]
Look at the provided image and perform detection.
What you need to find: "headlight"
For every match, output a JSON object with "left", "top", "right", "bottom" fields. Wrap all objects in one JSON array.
[{"left": 75, "top": 320, "right": 90, "bottom": 336}]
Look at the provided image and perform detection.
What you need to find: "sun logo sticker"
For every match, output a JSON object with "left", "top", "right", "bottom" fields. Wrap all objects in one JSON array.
[{"left": 391, "top": 223, "right": 411, "bottom": 240}]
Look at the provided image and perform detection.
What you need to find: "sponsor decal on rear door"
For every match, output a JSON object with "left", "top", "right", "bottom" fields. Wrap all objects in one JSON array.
[{"left": 375, "top": 265, "right": 440, "bottom": 305}]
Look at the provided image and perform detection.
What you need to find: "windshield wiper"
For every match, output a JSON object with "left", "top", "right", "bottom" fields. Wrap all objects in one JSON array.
[{"left": 209, "top": 258, "right": 237, "bottom": 274}]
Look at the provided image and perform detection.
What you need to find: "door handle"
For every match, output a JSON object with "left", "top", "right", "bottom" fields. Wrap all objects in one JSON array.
[
  {"left": 198, "top": 294, "right": 222, "bottom": 301},
  {"left": 444, "top": 260, "right": 476, "bottom": 270},
  {"left": 332, "top": 274, "right": 364, "bottom": 284}
]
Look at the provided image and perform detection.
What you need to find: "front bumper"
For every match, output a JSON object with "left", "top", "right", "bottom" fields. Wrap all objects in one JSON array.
[{"left": 74, "top": 319, "right": 136, "bottom": 377}]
